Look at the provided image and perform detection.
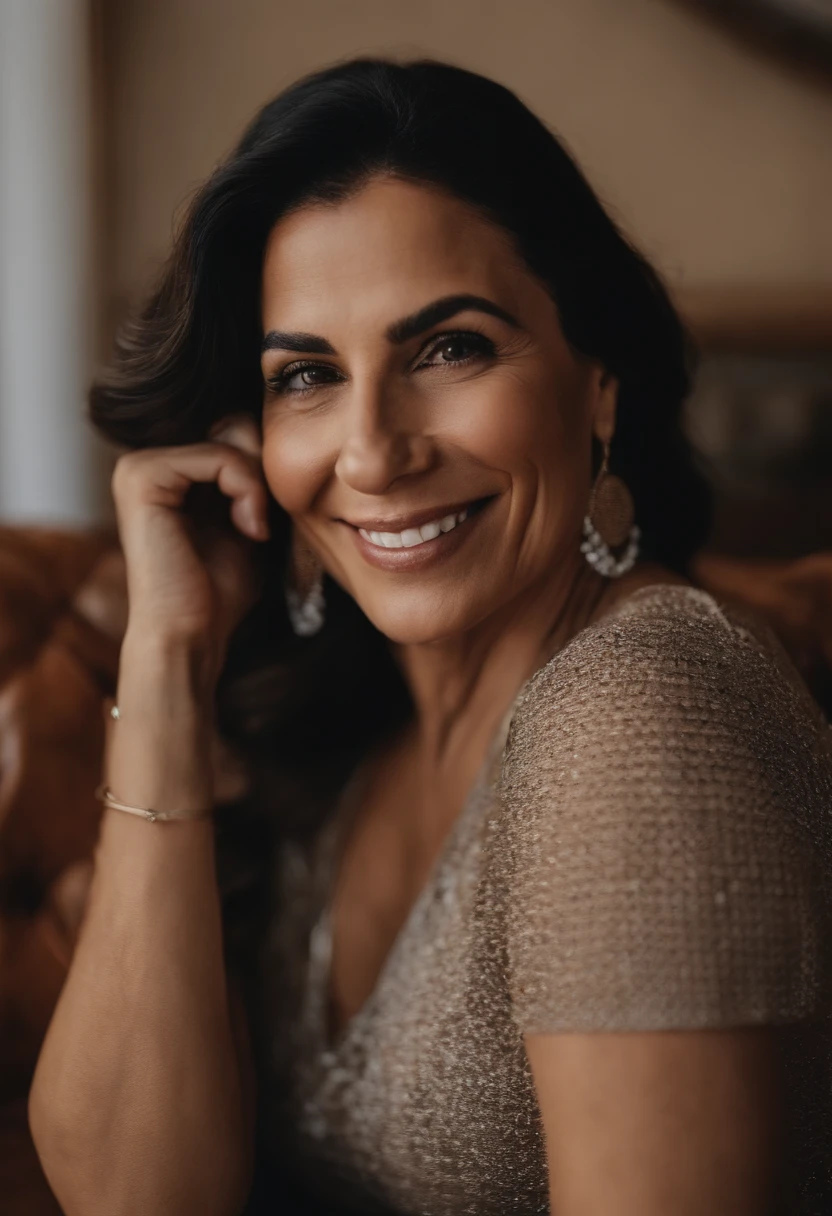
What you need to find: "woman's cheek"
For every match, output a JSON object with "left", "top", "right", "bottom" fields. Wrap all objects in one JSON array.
[
  {"left": 447, "top": 375, "right": 575, "bottom": 471},
  {"left": 261, "top": 418, "right": 333, "bottom": 514}
]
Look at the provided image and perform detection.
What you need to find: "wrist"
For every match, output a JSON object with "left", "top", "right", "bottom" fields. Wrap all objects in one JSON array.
[
  {"left": 107, "top": 637, "right": 218, "bottom": 812},
  {"left": 119, "top": 627, "right": 219, "bottom": 712}
]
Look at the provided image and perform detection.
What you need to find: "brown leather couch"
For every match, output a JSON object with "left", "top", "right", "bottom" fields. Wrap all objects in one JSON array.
[
  {"left": 1, "top": 523, "right": 831, "bottom": 1214},
  {"left": 0, "top": 527, "right": 122, "bottom": 1214}
]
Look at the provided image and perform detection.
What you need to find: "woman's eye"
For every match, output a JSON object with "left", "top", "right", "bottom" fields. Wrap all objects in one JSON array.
[
  {"left": 265, "top": 362, "right": 340, "bottom": 396},
  {"left": 265, "top": 331, "right": 495, "bottom": 398},
  {"left": 419, "top": 331, "right": 496, "bottom": 369}
]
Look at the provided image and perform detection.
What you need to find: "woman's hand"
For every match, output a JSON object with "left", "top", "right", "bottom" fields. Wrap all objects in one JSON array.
[{"left": 110, "top": 413, "right": 271, "bottom": 682}]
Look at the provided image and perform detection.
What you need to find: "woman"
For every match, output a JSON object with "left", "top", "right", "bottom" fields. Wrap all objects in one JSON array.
[{"left": 29, "top": 57, "right": 832, "bottom": 1216}]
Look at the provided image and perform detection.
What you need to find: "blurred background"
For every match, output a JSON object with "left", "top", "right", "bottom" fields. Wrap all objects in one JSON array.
[{"left": 0, "top": 0, "right": 831, "bottom": 554}]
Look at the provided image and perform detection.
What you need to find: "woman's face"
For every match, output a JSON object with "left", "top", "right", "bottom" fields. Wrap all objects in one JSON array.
[{"left": 259, "top": 176, "right": 616, "bottom": 645}]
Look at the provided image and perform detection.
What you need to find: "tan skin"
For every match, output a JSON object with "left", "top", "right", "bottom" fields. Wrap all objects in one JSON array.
[{"left": 29, "top": 175, "right": 783, "bottom": 1216}]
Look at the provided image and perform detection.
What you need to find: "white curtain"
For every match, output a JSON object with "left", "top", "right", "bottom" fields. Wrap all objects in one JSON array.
[{"left": 0, "top": 0, "right": 98, "bottom": 524}]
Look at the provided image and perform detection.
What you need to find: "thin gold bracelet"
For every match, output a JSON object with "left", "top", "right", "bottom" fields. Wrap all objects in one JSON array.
[
  {"left": 97, "top": 704, "right": 213, "bottom": 823},
  {"left": 94, "top": 783, "right": 214, "bottom": 823}
]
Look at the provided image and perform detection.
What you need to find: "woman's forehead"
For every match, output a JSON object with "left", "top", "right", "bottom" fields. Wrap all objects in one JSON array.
[{"left": 260, "top": 178, "right": 542, "bottom": 334}]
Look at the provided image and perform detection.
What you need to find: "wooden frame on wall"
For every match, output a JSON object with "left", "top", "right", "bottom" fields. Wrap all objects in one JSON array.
[
  {"left": 679, "top": 287, "right": 832, "bottom": 352},
  {"left": 676, "top": 283, "right": 832, "bottom": 560}
]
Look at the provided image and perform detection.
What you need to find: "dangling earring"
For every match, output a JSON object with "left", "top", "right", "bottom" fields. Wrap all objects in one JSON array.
[
  {"left": 581, "top": 439, "right": 640, "bottom": 578},
  {"left": 285, "top": 528, "right": 326, "bottom": 637}
]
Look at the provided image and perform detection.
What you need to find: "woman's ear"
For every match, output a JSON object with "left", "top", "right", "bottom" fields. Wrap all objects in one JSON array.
[{"left": 590, "top": 369, "right": 619, "bottom": 446}]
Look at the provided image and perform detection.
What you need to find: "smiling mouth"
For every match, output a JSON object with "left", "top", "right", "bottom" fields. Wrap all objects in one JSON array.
[{"left": 356, "top": 497, "right": 493, "bottom": 550}]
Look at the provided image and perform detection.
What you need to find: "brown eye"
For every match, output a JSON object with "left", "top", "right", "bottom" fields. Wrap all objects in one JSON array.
[
  {"left": 266, "top": 362, "right": 341, "bottom": 395},
  {"left": 294, "top": 367, "right": 331, "bottom": 387},
  {"left": 420, "top": 331, "right": 496, "bottom": 368}
]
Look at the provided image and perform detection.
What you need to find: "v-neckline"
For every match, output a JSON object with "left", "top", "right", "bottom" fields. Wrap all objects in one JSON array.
[
  {"left": 307, "top": 693, "right": 521, "bottom": 1057},
  {"left": 302, "top": 579, "right": 689, "bottom": 1059}
]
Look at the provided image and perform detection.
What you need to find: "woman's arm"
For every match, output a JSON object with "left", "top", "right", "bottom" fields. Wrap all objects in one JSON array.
[
  {"left": 28, "top": 634, "right": 254, "bottom": 1216},
  {"left": 527, "top": 1027, "right": 784, "bottom": 1215},
  {"left": 29, "top": 418, "right": 271, "bottom": 1216},
  {"left": 500, "top": 590, "right": 831, "bottom": 1215}
]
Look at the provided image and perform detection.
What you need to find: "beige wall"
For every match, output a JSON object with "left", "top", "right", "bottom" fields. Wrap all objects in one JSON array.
[{"left": 104, "top": 0, "right": 832, "bottom": 323}]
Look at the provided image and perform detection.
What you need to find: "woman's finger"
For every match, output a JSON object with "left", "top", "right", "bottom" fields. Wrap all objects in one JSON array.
[
  {"left": 212, "top": 421, "right": 270, "bottom": 536},
  {"left": 112, "top": 443, "right": 270, "bottom": 540},
  {"left": 208, "top": 413, "right": 263, "bottom": 459}
]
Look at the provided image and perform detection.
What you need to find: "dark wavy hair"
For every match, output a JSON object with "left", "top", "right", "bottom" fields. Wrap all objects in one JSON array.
[{"left": 89, "top": 56, "right": 711, "bottom": 853}]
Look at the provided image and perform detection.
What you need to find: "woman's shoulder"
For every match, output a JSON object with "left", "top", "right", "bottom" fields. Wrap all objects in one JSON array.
[
  {"left": 498, "top": 581, "right": 832, "bottom": 1031},
  {"left": 531, "top": 579, "right": 796, "bottom": 689},
  {"left": 500, "top": 580, "right": 832, "bottom": 854},
  {"left": 510, "top": 580, "right": 830, "bottom": 756}
]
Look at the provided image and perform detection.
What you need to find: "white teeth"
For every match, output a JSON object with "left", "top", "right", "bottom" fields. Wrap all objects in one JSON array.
[{"left": 358, "top": 505, "right": 474, "bottom": 550}]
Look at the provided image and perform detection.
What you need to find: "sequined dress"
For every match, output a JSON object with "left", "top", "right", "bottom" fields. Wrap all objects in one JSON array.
[{"left": 257, "top": 585, "right": 832, "bottom": 1215}]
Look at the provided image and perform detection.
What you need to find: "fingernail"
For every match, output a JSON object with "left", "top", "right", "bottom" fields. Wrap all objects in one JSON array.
[{"left": 248, "top": 507, "right": 269, "bottom": 540}]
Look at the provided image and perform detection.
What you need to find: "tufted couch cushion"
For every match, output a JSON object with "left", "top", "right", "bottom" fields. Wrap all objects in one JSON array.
[{"left": 0, "top": 526, "right": 124, "bottom": 1215}]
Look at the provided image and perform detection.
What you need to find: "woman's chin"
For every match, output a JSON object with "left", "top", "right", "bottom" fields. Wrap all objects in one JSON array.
[{"left": 359, "top": 599, "right": 482, "bottom": 648}]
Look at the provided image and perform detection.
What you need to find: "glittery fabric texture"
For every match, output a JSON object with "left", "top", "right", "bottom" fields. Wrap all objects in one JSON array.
[{"left": 257, "top": 585, "right": 832, "bottom": 1215}]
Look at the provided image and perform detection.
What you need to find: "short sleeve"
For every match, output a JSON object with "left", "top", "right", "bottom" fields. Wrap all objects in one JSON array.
[{"left": 500, "top": 587, "right": 832, "bottom": 1034}]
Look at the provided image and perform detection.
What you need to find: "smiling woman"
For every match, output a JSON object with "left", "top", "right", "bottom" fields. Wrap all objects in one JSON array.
[
  {"left": 256, "top": 178, "right": 630, "bottom": 646},
  {"left": 29, "top": 56, "right": 832, "bottom": 1216}
]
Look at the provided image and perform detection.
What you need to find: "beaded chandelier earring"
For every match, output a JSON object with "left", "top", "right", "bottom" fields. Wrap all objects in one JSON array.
[
  {"left": 285, "top": 527, "right": 326, "bottom": 637},
  {"left": 581, "top": 439, "right": 640, "bottom": 578}
]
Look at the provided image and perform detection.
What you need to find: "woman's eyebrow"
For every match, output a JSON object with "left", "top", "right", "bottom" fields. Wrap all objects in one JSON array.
[
  {"left": 385, "top": 293, "right": 521, "bottom": 344},
  {"left": 260, "top": 294, "right": 521, "bottom": 356},
  {"left": 261, "top": 331, "right": 336, "bottom": 355}
]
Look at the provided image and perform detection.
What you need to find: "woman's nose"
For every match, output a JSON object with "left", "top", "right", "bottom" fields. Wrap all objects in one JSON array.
[{"left": 334, "top": 394, "right": 436, "bottom": 494}]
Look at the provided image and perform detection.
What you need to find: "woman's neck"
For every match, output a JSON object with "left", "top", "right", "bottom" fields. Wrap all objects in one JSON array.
[
  {"left": 393, "top": 558, "right": 686, "bottom": 779},
  {"left": 393, "top": 557, "right": 608, "bottom": 775}
]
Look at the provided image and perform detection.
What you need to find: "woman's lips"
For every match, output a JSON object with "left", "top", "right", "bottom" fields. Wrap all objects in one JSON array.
[
  {"left": 346, "top": 497, "right": 494, "bottom": 571},
  {"left": 358, "top": 505, "right": 470, "bottom": 550},
  {"left": 344, "top": 498, "right": 482, "bottom": 535}
]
